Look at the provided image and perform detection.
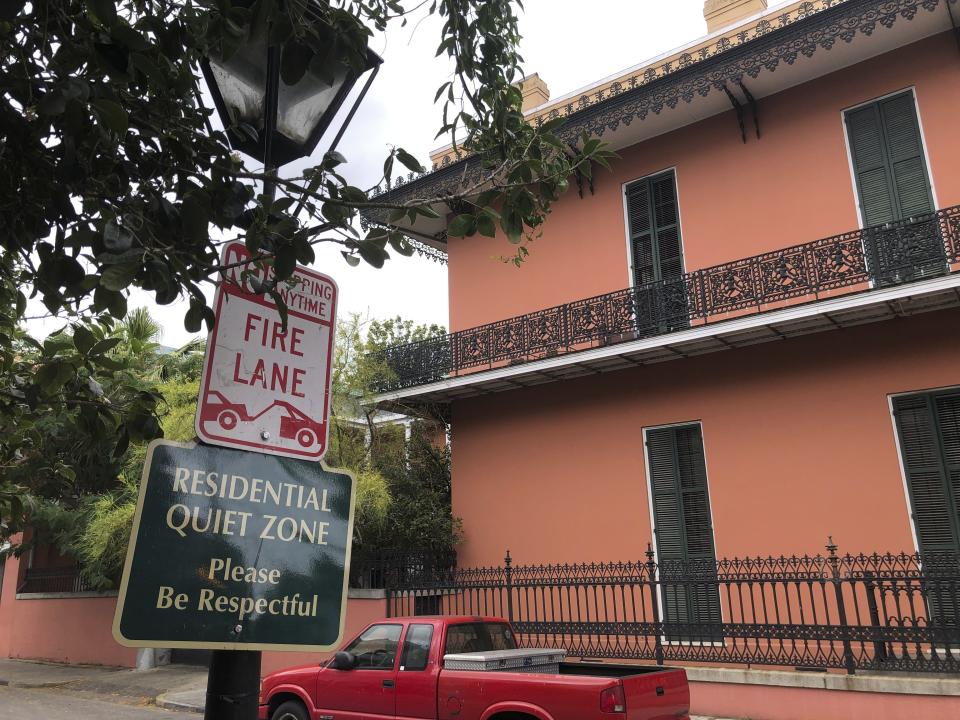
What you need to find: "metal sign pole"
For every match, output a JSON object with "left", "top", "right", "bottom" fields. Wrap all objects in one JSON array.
[
  {"left": 205, "top": 650, "right": 262, "bottom": 720},
  {"left": 203, "top": 34, "right": 280, "bottom": 719}
]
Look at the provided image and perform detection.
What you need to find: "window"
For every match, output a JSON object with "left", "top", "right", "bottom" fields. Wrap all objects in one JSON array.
[
  {"left": 893, "top": 391, "right": 960, "bottom": 555},
  {"left": 845, "top": 92, "right": 943, "bottom": 286},
  {"left": 645, "top": 423, "right": 721, "bottom": 639},
  {"left": 845, "top": 91, "right": 934, "bottom": 226},
  {"left": 625, "top": 171, "right": 683, "bottom": 286},
  {"left": 624, "top": 172, "right": 688, "bottom": 334},
  {"left": 343, "top": 623, "right": 403, "bottom": 669},
  {"left": 893, "top": 390, "right": 960, "bottom": 627},
  {"left": 400, "top": 624, "right": 434, "bottom": 671},
  {"left": 444, "top": 622, "right": 517, "bottom": 656}
]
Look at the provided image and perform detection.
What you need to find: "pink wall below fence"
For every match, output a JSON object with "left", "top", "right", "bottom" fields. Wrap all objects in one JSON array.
[
  {"left": 0, "top": 550, "right": 385, "bottom": 670},
  {"left": 0, "top": 550, "right": 136, "bottom": 666},
  {"left": 690, "top": 680, "right": 960, "bottom": 720}
]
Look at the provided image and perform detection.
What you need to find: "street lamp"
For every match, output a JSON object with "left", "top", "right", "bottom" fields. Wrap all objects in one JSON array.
[{"left": 200, "top": 5, "right": 381, "bottom": 192}]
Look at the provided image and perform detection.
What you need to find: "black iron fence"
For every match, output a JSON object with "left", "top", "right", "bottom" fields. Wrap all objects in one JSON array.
[
  {"left": 349, "top": 549, "right": 457, "bottom": 590},
  {"left": 18, "top": 567, "right": 98, "bottom": 594},
  {"left": 372, "top": 206, "right": 960, "bottom": 392},
  {"left": 385, "top": 542, "right": 960, "bottom": 674}
]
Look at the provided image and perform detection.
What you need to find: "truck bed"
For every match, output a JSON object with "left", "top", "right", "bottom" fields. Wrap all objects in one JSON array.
[{"left": 438, "top": 662, "right": 689, "bottom": 720}]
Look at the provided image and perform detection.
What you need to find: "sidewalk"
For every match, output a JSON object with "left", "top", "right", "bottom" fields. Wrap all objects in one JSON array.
[{"left": 0, "top": 658, "right": 206, "bottom": 712}]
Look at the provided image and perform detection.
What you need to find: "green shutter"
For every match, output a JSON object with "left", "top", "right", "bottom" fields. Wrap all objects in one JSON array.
[
  {"left": 626, "top": 181, "right": 656, "bottom": 286},
  {"left": 650, "top": 174, "right": 683, "bottom": 282},
  {"left": 878, "top": 93, "right": 934, "bottom": 220},
  {"left": 893, "top": 393, "right": 960, "bottom": 555},
  {"left": 647, "top": 427, "right": 686, "bottom": 562},
  {"left": 625, "top": 171, "right": 684, "bottom": 287},
  {"left": 892, "top": 392, "right": 960, "bottom": 626},
  {"left": 845, "top": 92, "right": 934, "bottom": 226},
  {"left": 646, "top": 424, "right": 722, "bottom": 638}
]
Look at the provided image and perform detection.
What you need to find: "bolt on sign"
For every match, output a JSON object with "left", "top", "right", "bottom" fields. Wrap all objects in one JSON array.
[
  {"left": 112, "top": 440, "right": 356, "bottom": 651},
  {"left": 196, "top": 241, "right": 337, "bottom": 460}
]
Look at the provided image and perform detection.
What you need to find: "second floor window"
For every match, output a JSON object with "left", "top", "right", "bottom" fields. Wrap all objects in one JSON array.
[
  {"left": 845, "top": 90, "right": 934, "bottom": 226},
  {"left": 625, "top": 171, "right": 684, "bottom": 288}
]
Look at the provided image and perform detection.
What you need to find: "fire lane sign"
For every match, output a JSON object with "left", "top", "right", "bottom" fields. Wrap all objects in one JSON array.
[
  {"left": 196, "top": 242, "right": 337, "bottom": 460},
  {"left": 112, "top": 440, "right": 356, "bottom": 651}
]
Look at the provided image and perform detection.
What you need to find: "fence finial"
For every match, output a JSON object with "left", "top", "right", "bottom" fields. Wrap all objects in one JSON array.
[
  {"left": 826, "top": 536, "right": 838, "bottom": 557},
  {"left": 645, "top": 542, "right": 655, "bottom": 561},
  {"left": 504, "top": 549, "right": 512, "bottom": 567}
]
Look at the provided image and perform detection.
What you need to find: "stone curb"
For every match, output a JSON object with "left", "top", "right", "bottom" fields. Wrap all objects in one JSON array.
[
  {"left": 0, "top": 678, "right": 74, "bottom": 689},
  {"left": 155, "top": 692, "right": 204, "bottom": 714}
]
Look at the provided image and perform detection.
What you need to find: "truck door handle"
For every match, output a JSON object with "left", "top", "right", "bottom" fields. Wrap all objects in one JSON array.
[
  {"left": 656, "top": 686, "right": 664, "bottom": 696},
  {"left": 383, "top": 679, "right": 395, "bottom": 688}
]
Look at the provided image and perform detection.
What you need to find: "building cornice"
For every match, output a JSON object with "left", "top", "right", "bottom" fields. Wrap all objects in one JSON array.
[{"left": 362, "top": 0, "right": 947, "bottom": 235}]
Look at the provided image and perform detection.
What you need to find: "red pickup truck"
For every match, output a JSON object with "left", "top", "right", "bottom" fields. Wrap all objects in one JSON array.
[{"left": 258, "top": 615, "right": 690, "bottom": 720}]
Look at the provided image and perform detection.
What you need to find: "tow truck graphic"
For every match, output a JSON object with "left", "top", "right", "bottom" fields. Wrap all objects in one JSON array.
[{"left": 198, "top": 391, "right": 324, "bottom": 449}]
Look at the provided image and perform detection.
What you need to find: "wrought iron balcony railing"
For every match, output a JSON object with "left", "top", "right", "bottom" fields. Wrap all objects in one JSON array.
[{"left": 372, "top": 206, "right": 960, "bottom": 393}]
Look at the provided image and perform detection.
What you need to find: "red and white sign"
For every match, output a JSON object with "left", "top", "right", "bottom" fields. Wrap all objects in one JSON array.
[{"left": 195, "top": 242, "right": 337, "bottom": 460}]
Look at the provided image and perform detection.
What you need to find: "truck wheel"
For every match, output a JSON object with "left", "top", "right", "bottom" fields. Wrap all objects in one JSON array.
[{"left": 271, "top": 700, "right": 308, "bottom": 720}]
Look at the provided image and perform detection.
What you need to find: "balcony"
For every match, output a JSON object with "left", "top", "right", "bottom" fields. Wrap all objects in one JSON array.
[{"left": 372, "top": 206, "right": 960, "bottom": 400}]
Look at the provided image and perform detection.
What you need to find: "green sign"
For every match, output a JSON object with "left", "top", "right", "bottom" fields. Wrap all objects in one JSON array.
[{"left": 113, "top": 440, "right": 355, "bottom": 652}]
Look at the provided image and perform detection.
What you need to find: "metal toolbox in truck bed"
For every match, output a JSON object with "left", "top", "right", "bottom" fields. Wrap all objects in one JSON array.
[{"left": 443, "top": 648, "right": 566, "bottom": 673}]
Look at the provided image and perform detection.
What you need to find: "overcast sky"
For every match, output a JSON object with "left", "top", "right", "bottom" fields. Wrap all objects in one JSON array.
[{"left": 30, "top": 0, "right": 764, "bottom": 347}]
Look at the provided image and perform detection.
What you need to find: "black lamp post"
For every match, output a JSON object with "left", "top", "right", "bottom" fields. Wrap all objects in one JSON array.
[{"left": 196, "top": 7, "right": 379, "bottom": 720}]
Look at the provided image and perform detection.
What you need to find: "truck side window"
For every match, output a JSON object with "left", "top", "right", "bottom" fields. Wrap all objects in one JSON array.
[
  {"left": 400, "top": 623, "right": 434, "bottom": 671},
  {"left": 343, "top": 623, "right": 403, "bottom": 669},
  {"left": 444, "top": 622, "right": 517, "bottom": 655}
]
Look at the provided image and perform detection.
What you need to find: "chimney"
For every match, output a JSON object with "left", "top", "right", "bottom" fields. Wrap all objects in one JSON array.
[
  {"left": 704, "top": 0, "right": 767, "bottom": 33},
  {"left": 518, "top": 74, "right": 550, "bottom": 113}
]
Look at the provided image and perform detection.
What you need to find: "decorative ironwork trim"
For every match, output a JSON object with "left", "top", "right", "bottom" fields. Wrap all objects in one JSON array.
[
  {"left": 362, "top": 0, "right": 945, "bottom": 229},
  {"left": 358, "top": 220, "right": 449, "bottom": 263}
]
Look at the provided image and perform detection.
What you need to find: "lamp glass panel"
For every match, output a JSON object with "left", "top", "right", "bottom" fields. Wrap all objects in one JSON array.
[
  {"left": 208, "top": 40, "right": 268, "bottom": 130},
  {"left": 277, "top": 66, "right": 350, "bottom": 145}
]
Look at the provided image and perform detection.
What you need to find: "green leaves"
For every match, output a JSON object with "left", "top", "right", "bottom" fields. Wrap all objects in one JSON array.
[
  {"left": 73, "top": 325, "right": 97, "bottom": 355},
  {"left": 184, "top": 300, "right": 215, "bottom": 333},
  {"left": 36, "top": 359, "right": 75, "bottom": 392},
  {"left": 395, "top": 148, "right": 425, "bottom": 174},
  {"left": 103, "top": 219, "right": 133, "bottom": 252},
  {"left": 91, "top": 98, "right": 127, "bottom": 134},
  {"left": 447, "top": 214, "right": 474, "bottom": 237},
  {"left": 358, "top": 239, "right": 389, "bottom": 268},
  {"left": 476, "top": 213, "right": 496, "bottom": 238},
  {"left": 281, "top": 41, "right": 313, "bottom": 85},
  {"left": 181, "top": 194, "right": 210, "bottom": 243},
  {"left": 87, "top": 0, "right": 117, "bottom": 28},
  {"left": 100, "top": 262, "right": 139, "bottom": 291}
]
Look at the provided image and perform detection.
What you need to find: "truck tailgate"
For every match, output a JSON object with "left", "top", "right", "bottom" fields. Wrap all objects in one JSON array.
[{"left": 621, "top": 668, "right": 689, "bottom": 720}]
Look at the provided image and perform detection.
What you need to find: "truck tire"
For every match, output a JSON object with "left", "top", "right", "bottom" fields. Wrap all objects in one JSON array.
[{"left": 271, "top": 700, "right": 308, "bottom": 720}]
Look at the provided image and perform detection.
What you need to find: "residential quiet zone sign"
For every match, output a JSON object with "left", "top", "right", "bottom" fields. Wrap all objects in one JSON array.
[
  {"left": 112, "top": 440, "right": 355, "bottom": 651},
  {"left": 196, "top": 241, "right": 337, "bottom": 460}
]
